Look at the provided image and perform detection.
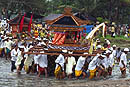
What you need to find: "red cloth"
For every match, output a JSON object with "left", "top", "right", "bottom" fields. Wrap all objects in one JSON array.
[
  {"left": 52, "top": 33, "right": 59, "bottom": 44},
  {"left": 52, "top": 33, "right": 66, "bottom": 45},
  {"left": 57, "top": 34, "right": 66, "bottom": 45},
  {"left": 38, "top": 65, "right": 45, "bottom": 72},
  {"left": 19, "top": 14, "right": 26, "bottom": 32},
  {"left": 28, "top": 14, "right": 33, "bottom": 32},
  {"left": 55, "top": 33, "right": 63, "bottom": 44}
]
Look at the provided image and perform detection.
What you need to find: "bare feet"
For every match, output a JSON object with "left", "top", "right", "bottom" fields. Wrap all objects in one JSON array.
[
  {"left": 121, "top": 74, "right": 126, "bottom": 78},
  {"left": 17, "top": 71, "right": 21, "bottom": 75}
]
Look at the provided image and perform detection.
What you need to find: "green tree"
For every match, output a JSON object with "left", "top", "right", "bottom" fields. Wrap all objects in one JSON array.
[
  {"left": 74, "top": 0, "right": 99, "bottom": 14},
  {"left": 0, "top": 0, "right": 48, "bottom": 18},
  {"left": 90, "top": 0, "right": 130, "bottom": 23}
]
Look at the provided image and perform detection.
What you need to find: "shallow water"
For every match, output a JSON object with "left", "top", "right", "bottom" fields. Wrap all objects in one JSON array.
[{"left": 0, "top": 56, "right": 130, "bottom": 87}]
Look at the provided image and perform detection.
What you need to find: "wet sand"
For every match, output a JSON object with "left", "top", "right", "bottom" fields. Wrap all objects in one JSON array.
[{"left": 1, "top": 58, "right": 130, "bottom": 87}]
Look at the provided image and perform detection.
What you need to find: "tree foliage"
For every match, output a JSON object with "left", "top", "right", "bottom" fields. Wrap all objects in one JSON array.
[
  {"left": 0, "top": 0, "right": 48, "bottom": 18},
  {"left": 47, "top": 0, "right": 130, "bottom": 24},
  {"left": 0, "top": 0, "right": 129, "bottom": 23}
]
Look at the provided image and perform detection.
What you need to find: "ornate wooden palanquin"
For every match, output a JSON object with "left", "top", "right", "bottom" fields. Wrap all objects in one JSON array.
[{"left": 46, "top": 8, "right": 90, "bottom": 44}]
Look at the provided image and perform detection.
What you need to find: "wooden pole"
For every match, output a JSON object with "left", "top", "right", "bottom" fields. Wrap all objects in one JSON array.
[{"left": 24, "top": 52, "right": 96, "bottom": 57}]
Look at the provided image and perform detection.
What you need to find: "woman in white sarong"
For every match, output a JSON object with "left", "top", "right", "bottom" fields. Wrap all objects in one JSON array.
[
  {"left": 15, "top": 46, "right": 24, "bottom": 75},
  {"left": 24, "top": 50, "right": 33, "bottom": 74},
  {"left": 65, "top": 51, "right": 76, "bottom": 79}
]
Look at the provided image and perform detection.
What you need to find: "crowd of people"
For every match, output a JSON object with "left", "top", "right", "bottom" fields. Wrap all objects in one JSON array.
[
  {"left": 0, "top": 18, "right": 129, "bottom": 80},
  {"left": 53, "top": 39, "right": 129, "bottom": 79},
  {"left": 0, "top": 34, "right": 128, "bottom": 80},
  {"left": 104, "top": 22, "right": 130, "bottom": 38},
  {"left": 93, "top": 22, "right": 130, "bottom": 38}
]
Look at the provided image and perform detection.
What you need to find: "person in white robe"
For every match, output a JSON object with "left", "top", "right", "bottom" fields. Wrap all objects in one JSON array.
[
  {"left": 111, "top": 45, "right": 117, "bottom": 59},
  {"left": 119, "top": 48, "right": 129, "bottom": 77},
  {"left": 33, "top": 52, "right": 41, "bottom": 73},
  {"left": 24, "top": 49, "right": 33, "bottom": 74},
  {"left": 65, "top": 51, "right": 76, "bottom": 79},
  {"left": 10, "top": 45, "right": 20, "bottom": 72},
  {"left": 4, "top": 38, "right": 13, "bottom": 59},
  {"left": 54, "top": 51, "right": 65, "bottom": 79},
  {"left": 104, "top": 50, "right": 114, "bottom": 76},
  {"left": 23, "top": 42, "right": 29, "bottom": 59},
  {"left": 37, "top": 51, "right": 48, "bottom": 77},
  {"left": 15, "top": 46, "right": 24, "bottom": 75},
  {"left": 116, "top": 47, "right": 121, "bottom": 62},
  {"left": 75, "top": 56, "right": 86, "bottom": 79},
  {"left": 88, "top": 54, "right": 99, "bottom": 79},
  {"left": 88, "top": 53, "right": 106, "bottom": 79}
]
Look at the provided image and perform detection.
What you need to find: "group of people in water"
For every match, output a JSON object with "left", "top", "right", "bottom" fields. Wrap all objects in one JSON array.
[
  {"left": 4, "top": 36, "right": 128, "bottom": 80},
  {"left": 54, "top": 40, "right": 129, "bottom": 79},
  {"left": 0, "top": 32, "right": 129, "bottom": 80}
]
